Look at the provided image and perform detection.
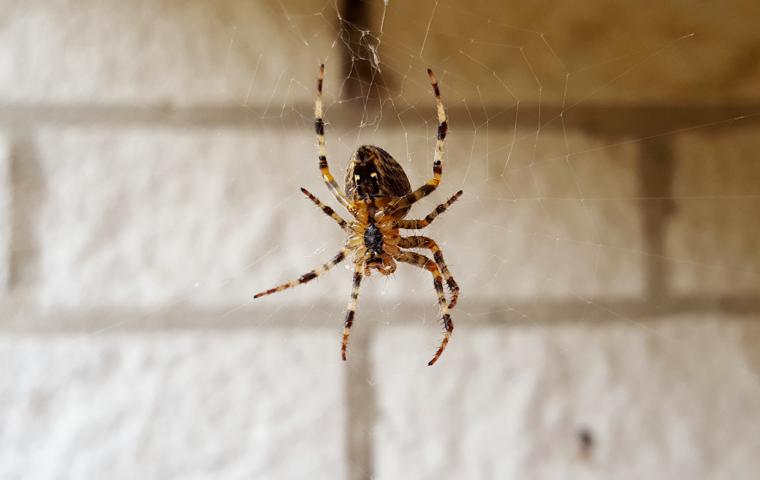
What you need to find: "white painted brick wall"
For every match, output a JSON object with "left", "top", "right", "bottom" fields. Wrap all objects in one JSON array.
[
  {"left": 0, "top": 330, "right": 346, "bottom": 480},
  {"left": 372, "top": 317, "right": 760, "bottom": 480},
  {"left": 33, "top": 127, "right": 341, "bottom": 309},
  {"left": 2, "top": 0, "right": 760, "bottom": 478}
]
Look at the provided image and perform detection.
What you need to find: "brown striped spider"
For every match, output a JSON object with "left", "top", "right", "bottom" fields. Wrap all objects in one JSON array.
[{"left": 254, "top": 65, "right": 462, "bottom": 366}]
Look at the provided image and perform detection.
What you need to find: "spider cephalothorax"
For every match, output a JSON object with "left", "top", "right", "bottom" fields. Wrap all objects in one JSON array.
[{"left": 254, "top": 65, "right": 462, "bottom": 366}]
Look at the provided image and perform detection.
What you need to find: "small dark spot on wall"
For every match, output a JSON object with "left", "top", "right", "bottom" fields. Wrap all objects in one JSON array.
[{"left": 577, "top": 426, "right": 594, "bottom": 460}]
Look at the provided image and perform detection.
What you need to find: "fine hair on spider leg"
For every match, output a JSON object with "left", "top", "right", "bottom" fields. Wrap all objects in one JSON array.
[{"left": 253, "top": 65, "right": 462, "bottom": 365}]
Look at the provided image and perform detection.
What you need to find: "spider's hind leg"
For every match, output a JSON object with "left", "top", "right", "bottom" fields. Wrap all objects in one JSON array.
[
  {"left": 253, "top": 248, "right": 348, "bottom": 299},
  {"left": 394, "top": 251, "right": 454, "bottom": 366},
  {"left": 342, "top": 261, "right": 365, "bottom": 361},
  {"left": 398, "top": 236, "right": 460, "bottom": 309}
]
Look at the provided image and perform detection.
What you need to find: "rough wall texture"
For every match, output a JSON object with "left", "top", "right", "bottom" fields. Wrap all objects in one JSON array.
[
  {"left": 373, "top": 318, "right": 760, "bottom": 480},
  {"left": 0, "top": 0, "right": 334, "bottom": 104},
  {"left": 372, "top": 0, "right": 760, "bottom": 104},
  {"left": 0, "top": 331, "right": 345, "bottom": 480},
  {"left": 1, "top": 0, "right": 759, "bottom": 479}
]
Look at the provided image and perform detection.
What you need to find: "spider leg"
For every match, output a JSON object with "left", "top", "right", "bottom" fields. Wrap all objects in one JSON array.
[
  {"left": 380, "top": 69, "right": 448, "bottom": 218},
  {"left": 253, "top": 248, "right": 349, "bottom": 299},
  {"left": 300, "top": 187, "right": 352, "bottom": 233},
  {"left": 315, "top": 64, "right": 354, "bottom": 214},
  {"left": 398, "top": 236, "right": 460, "bottom": 309},
  {"left": 342, "top": 261, "right": 365, "bottom": 361},
  {"left": 394, "top": 251, "right": 453, "bottom": 366},
  {"left": 396, "top": 190, "right": 463, "bottom": 230}
]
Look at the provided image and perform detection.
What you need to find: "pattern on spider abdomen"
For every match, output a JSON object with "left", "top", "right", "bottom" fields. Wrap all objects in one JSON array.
[{"left": 345, "top": 145, "right": 412, "bottom": 215}]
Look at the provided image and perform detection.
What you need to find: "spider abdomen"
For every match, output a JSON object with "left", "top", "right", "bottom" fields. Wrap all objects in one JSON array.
[{"left": 345, "top": 145, "right": 412, "bottom": 215}]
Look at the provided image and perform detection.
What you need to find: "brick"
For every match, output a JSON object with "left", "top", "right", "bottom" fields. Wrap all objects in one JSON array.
[
  {"left": 0, "top": 330, "right": 345, "bottom": 480},
  {"left": 371, "top": 0, "right": 760, "bottom": 104},
  {"left": 373, "top": 317, "right": 760, "bottom": 479},
  {"left": 370, "top": 128, "right": 644, "bottom": 302},
  {"left": 4, "top": 1, "right": 757, "bottom": 109},
  {"left": 0, "top": 0, "right": 335, "bottom": 104},
  {"left": 30, "top": 127, "right": 643, "bottom": 310},
  {"left": 33, "top": 126, "right": 354, "bottom": 309},
  {"left": 669, "top": 131, "right": 760, "bottom": 296}
]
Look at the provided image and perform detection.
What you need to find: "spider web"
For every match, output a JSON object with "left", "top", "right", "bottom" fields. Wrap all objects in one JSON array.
[
  {"left": 240, "top": 4, "right": 760, "bottom": 337},
  {"left": 11, "top": 0, "right": 760, "bottom": 478},
  {"left": 244, "top": 2, "right": 760, "bottom": 478},
  {"left": 229, "top": 2, "right": 760, "bottom": 477}
]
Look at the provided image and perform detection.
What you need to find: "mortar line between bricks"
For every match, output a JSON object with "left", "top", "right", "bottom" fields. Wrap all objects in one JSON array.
[
  {"left": 340, "top": 0, "right": 382, "bottom": 103},
  {"left": 6, "top": 130, "right": 45, "bottom": 294},
  {"left": 338, "top": 0, "right": 380, "bottom": 476},
  {"left": 2, "top": 296, "right": 760, "bottom": 333},
  {"left": 0, "top": 104, "right": 759, "bottom": 135},
  {"left": 344, "top": 326, "right": 376, "bottom": 480},
  {"left": 638, "top": 140, "right": 677, "bottom": 301}
]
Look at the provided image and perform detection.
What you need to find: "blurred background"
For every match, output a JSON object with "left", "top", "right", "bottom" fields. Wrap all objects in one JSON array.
[{"left": 1, "top": 0, "right": 759, "bottom": 478}]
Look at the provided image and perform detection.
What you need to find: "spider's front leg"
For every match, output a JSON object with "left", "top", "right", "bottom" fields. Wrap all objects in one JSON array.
[
  {"left": 381, "top": 69, "right": 448, "bottom": 218},
  {"left": 342, "top": 260, "right": 365, "bottom": 361},
  {"left": 394, "top": 251, "right": 453, "bottom": 366},
  {"left": 398, "top": 236, "right": 460, "bottom": 309},
  {"left": 300, "top": 187, "right": 353, "bottom": 233},
  {"left": 315, "top": 64, "right": 354, "bottom": 214}
]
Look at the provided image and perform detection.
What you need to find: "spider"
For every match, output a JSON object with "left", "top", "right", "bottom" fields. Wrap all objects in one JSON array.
[{"left": 254, "top": 65, "right": 462, "bottom": 366}]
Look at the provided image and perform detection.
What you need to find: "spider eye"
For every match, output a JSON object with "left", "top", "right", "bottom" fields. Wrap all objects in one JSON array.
[
  {"left": 370, "top": 172, "right": 378, "bottom": 178},
  {"left": 354, "top": 174, "right": 361, "bottom": 181}
]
